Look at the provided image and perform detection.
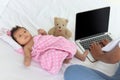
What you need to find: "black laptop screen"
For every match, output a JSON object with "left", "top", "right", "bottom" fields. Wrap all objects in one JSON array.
[{"left": 75, "top": 7, "right": 110, "bottom": 40}]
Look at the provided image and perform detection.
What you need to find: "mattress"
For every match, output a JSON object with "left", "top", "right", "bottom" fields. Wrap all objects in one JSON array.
[{"left": 0, "top": 0, "right": 119, "bottom": 80}]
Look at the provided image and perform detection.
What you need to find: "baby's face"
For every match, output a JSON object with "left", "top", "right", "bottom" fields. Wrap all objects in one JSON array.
[{"left": 13, "top": 28, "right": 32, "bottom": 46}]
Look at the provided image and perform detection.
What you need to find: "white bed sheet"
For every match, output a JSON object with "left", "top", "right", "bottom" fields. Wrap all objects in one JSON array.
[
  {"left": 0, "top": 0, "right": 9, "bottom": 15},
  {"left": 0, "top": 0, "right": 119, "bottom": 80}
]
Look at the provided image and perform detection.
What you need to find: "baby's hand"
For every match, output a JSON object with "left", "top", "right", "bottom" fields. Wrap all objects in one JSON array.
[
  {"left": 38, "top": 29, "right": 47, "bottom": 35},
  {"left": 24, "top": 57, "right": 31, "bottom": 67}
]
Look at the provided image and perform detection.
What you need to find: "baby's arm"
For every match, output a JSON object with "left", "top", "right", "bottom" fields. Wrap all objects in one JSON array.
[
  {"left": 38, "top": 29, "right": 47, "bottom": 35},
  {"left": 23, "top": 46, "right": 32, "bottom": 67}
]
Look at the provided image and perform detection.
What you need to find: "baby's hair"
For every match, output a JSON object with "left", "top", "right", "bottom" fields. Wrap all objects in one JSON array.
[{"left": 11, "top": 25, "right": 23, "bottom": 46}]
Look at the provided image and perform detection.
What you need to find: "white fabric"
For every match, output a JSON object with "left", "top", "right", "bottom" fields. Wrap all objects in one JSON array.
[
  {"left": 102, "top": 37, "right": 120, "bottom": 52},
  {"left": 0, "top": 0, "right": 9, "bottom": 15},
  {"left": 0, "top": 34, "right": 22, "bottom": 51},
  {"left": 0, "top": 28, "right": 23, "bottom": 54},
  {"left": 0, "top": 0, "right": 119, "bottom": 80}
]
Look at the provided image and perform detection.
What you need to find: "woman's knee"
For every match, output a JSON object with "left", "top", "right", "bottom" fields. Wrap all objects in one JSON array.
[
  {"left": 64, "top": 65, "right": 106, "bottom": 80},
  {"left": 64, "top": 65, "right": 92, "bottom": 80}
]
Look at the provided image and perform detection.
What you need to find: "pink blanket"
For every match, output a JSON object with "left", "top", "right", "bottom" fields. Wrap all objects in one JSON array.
[{"left": 31, "top": 35, "right": 76, "bottom": 74}]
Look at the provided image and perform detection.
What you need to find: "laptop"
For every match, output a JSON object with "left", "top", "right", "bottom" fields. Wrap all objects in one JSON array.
[{"left": 75, "top": 7, "right": 113, "bottom": 62}]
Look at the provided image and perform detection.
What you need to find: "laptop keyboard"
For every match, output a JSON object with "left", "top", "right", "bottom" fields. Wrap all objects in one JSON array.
[{"left": 79, "top": 34, "right": 112, "bottom": 50}]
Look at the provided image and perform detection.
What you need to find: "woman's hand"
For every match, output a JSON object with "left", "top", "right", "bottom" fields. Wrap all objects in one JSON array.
[{"left": 89, "top": 42, "right": 103, "bottom": 60}]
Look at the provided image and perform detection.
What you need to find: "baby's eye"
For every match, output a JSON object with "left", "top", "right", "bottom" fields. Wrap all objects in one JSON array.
[
  {"left": 63, "top": 24, "right": 64, "bottom": 26},
  {"left": 24, "top": 30, "right": 26, "bottom": 33},
  {"left": 57, "top": 24, "right": 59, "bottom": 26}
]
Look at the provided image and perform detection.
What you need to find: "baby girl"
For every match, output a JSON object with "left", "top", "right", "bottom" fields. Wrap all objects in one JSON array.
[{"left": 11, "top": 25, "right": 88, "bottom": 74}]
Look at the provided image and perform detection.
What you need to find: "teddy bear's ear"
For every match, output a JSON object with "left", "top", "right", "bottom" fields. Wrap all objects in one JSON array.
[
  {"left": 54, "top": 17, "right": 58, "bottom": 24},
  {"left": 54, "top": 17, "right": 58, "bottom": 21},
  {"left": 66, "top": 19, "right": 68, "bottom": 23}
]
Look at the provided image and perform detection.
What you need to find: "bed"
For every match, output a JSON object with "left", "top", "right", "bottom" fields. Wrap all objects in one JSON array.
[{"left": 0, "top": 0, "right": 120, "bottom": 80}]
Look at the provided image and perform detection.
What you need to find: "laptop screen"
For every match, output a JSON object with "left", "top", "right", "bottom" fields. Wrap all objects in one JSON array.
[{"left": 75, "top": 7, "right": 110, "bottom": 40}]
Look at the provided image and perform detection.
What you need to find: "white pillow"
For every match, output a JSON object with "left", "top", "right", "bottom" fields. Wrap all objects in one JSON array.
[{"left": 0, "top": 28, "right": 24, "bottom": 54}]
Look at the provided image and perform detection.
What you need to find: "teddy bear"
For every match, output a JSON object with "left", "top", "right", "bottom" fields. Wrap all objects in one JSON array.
[{"left": 48, "top": 17, "right": 72, "bottom": 39}]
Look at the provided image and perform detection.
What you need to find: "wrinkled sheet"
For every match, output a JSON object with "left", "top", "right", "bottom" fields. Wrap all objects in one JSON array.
[{"left": 0, "top": 0, "right": 119, "bottom": 80}]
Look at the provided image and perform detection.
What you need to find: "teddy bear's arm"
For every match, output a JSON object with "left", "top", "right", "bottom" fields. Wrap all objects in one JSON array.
[
  {"left": 48, "top": 27, "right": 55, "bottom": 35},
  {"left": 65, "top": 29, "right": 72, "bottom": 39}
]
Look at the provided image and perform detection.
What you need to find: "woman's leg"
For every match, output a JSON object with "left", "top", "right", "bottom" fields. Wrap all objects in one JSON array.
[
  {"left": 111, "top": 64, "right": 120, "bottom": 80},
  {"left": 64, "top": 65, "right": 111, "bottom": 80}
]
